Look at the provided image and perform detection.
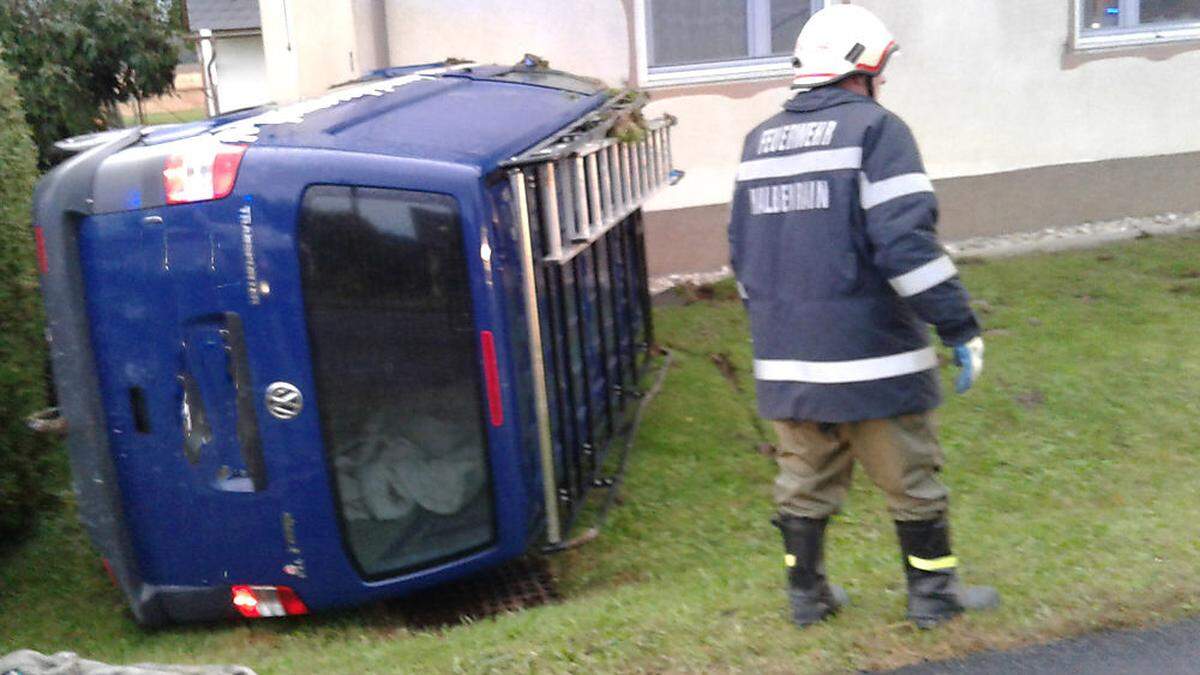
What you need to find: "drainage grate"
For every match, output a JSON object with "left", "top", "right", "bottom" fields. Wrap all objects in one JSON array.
[{"left": 398, "top": 557, "right": 560, "bottom": 629}]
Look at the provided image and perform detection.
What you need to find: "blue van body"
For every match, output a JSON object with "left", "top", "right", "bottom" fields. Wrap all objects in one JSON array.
[{"left": 34, "top": 62, "right": 668, "bottom": 624}]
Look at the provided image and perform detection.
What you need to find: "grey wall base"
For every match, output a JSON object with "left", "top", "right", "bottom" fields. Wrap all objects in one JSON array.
[{"left": 644, "top": 151, "right": 1200, "bottom": 277}]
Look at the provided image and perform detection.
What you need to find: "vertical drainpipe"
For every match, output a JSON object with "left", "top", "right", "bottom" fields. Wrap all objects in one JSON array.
[{"left": 196, "top": 29, "right": 220, "bottom": 117}]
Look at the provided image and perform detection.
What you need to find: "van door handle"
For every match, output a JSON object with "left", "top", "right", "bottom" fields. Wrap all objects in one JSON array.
[{"left": 220, "top": 312, "right": 267, "bottom": 491}]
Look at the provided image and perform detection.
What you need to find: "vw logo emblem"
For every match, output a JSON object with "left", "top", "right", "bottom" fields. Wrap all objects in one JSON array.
[{"left": 265, "top": 382, "right": 303, "bottom": 420}]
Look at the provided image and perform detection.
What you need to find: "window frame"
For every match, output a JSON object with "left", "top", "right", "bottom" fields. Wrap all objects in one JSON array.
[
  {"left": 634, "top": 0, "right": 830, "bottom": 88},
  {"left": 1073, "top": 0, "right": 1200, "bottom": 50}
]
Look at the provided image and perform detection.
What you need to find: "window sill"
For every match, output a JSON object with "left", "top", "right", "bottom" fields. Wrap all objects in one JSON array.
[
  {"left": 1073, "top": 25, "right": 1200, "bottom": 51},
  {"left": 642, "top": 60, "right": 794, "bottom": 89}
]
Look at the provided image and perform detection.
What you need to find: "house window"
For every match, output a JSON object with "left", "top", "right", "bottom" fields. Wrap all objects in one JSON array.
[
  {"left": 1075, "top": 0, "right": 1200, "bottom": 49},
  {"left": 638, "top": 0, "right": 828, "bottom": 87}
]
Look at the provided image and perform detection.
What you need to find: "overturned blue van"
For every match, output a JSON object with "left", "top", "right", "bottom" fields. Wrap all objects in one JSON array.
[{"left": 34, "top": 60, "right": 676, "bottom": 625}]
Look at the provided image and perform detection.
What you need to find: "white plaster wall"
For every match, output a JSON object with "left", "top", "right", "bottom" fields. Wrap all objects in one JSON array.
[
  {"left": 259, "top": 0, "right": 363, "bottom": 104},
  {"left": 644, "top": 87, "right": 792, "bottom": 211},
  {"left": 646, "top": 0, "right": 1200, "bottom": 211},
  {"left": 258, "top": 0, "right": 299, "bottom": 104},
  {"left": 213, "top": 35, "right": 270, "bottom": 113},
  {"left": 352, "top": 0, "right": 390, "bottom": 74},
  {"left": 383, "top": 0, "right": 631, "bottom": 86},
  {"left": 858, "top": 0, "right": 1200, "bottom": 179}
]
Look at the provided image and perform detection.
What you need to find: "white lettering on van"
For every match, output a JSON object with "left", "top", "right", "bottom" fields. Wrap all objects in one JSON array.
[{"left": 240, "top": 204, "right": 260, "bottom": 305}]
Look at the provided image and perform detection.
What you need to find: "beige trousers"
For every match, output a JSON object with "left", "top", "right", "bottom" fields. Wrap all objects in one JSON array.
[{"left": 772, "top": 413, "right": 949, "bottom": 522}]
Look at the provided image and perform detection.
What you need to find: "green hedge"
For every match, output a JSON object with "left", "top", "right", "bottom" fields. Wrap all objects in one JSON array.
[{"left": 0, "top": 59, "right": 50, "bottom": 537}]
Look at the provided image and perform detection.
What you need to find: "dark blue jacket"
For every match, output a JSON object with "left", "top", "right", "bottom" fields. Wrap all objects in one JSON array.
[{"left": 729, "top": 87, "right": 980, "bottom": 423}]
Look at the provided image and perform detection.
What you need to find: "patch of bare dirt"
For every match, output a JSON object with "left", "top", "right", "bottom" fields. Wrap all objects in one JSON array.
[
  {"left": 1015, "top": 389, "right": 1046, "bottom": 410},
  {"left": 682, "top": 283, "right": 717, "bottom": 303},
  {"left": 709, "top": 351, "right": 740, "bottom": 390}
]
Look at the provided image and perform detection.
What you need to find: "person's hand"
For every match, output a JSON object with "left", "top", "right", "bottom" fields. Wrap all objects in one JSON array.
[{"left": 953, "top": 336, "right": 984, "bottom": 394}]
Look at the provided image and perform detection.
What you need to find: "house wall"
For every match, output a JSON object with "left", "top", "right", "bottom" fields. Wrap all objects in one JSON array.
[
  {"left": 382, "top": 0, "right": 631, "bottom": 85},
  {"left": 212, "top": 35, "right": 269, "bottom": 112},
  {"left": 858, "top": 0, "right": 1200, "bottom": 179},
  {"left": 644, "top": 0, "right": 1200, "bottom": 212},
  {"left": 638, "top": 0, "right": 1200, "bottom": 274},
  {"left": 352, "top": 0, "right": 391, "bottom": 74},
  {"left": 259, "top": 0, "right": 362, "bottom": 104}
]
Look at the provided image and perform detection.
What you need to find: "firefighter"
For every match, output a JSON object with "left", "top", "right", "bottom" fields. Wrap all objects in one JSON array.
[{"left": 728, "top": 5, "right": 999, "bottom": 629}]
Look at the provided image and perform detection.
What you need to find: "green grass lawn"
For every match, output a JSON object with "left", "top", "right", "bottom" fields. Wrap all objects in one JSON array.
[
  {"left": 3, "top": 236, "right": 1200, "bottom": 673},
  {"left": 122, "top": 108, "right": 207, "bottom": 127}
]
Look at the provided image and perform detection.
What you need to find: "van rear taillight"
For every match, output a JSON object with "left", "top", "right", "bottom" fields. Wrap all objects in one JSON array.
[
  {"left": 230, "top": 585, "right": 309, "bottom": 618},
  {"left": 33, "top": 226, "right": 48, "bottom": 274},
  {"left": 481, "top": 330, "right": 504, "bottom": 426},
  {"left": 163, "top": 141, "right": 246, "bottom": 205}
]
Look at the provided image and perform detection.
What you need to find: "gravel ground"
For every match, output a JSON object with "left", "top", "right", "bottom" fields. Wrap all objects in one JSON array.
[
  {"left": 649, "top": 210, "right": 1200, "bottom": 295},
  {"left": 943, "top": 210, "right": 1200, "bottom": 260}
]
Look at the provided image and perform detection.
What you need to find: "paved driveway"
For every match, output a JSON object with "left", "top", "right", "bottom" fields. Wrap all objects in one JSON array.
[{"left": 888, "top": 618, "right": 1200, "bottom": 674}]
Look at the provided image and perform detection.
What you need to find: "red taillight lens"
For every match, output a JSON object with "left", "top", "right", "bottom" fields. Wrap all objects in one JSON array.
[
  {"left": 231, "top": 585, "right": 261, "bottom": 618},
  {"left": 480, "top": 330, "right": 503, "bottom": 426},
  {"left": 100, "top": 557, "right": 118, "bottom": 588},
  {"left": 163, "top": 140, "right": 246, "bottom": 205},
  {"left": 230, "top": 585, "right": 309, "bottom": 619},
  {"left": 211, "top": 148, "right": 244, "bottom": 199},
  {"left": 33, "top": 226, "right": 48, "bottom": 274},
  {"left": 275, "top": 586, "right": 309, "bottom": 616}
]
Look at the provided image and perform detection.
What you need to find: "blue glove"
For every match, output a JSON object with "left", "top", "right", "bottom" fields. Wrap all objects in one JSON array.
[{"left": 953, "top": 337, "right": 985, "bottom": 394}]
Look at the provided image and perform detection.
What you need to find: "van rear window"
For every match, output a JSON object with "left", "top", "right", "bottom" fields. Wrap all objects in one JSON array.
[{"left": 298, "top": 185, "right": 495, "bottom": 578}]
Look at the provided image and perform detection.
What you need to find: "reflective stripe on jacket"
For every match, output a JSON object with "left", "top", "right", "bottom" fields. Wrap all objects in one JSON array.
[{"left": 729, "top": 87, "right": 980, "bottom": 422}]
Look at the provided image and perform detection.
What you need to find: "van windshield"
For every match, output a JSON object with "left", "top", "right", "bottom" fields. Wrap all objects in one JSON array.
[{"left": 298, "top": 185, "right": 494, "bottom": 578}]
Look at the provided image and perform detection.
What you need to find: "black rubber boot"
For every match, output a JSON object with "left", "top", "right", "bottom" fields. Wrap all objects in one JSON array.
[
  {"left": 774, "top": 516, "right": 849, "bottom": 627},
  {"left": 895, "top": 517, "right": 999, "bottom": 629}
]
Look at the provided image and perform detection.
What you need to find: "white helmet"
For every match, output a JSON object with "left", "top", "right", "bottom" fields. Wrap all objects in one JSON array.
[{"left": 791, "top": 5, "right": 898, "bottom": 90}]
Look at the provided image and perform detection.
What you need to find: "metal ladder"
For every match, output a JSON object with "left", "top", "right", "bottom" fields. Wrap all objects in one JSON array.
[{"left": 503, "top": 93, "right": 677, "bottom": 544}]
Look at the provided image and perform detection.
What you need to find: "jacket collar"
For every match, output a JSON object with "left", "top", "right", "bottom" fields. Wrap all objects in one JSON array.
[{"left": 783, "top": 86, "right": 874, "bottom": 113}]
